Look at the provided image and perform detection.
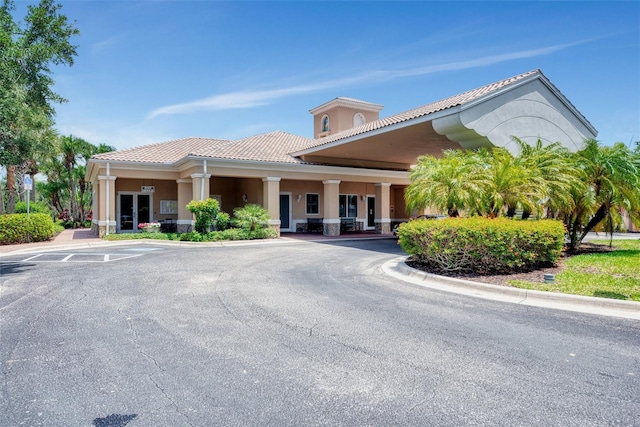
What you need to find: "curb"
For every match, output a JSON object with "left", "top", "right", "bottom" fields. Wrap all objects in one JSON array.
[
  {"left": 0, "top": 235, "right": 396, "bottom": 257},
  {"left": 382, "top": 257, "right": 640, "bottom": 321}
]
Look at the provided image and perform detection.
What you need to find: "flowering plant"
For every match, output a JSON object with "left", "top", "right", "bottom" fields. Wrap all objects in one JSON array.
[{"left": 138, "top": 222, "right": 161, "bottom": 229}]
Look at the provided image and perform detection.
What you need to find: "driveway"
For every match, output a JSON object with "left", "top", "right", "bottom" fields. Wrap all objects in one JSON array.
[{"left": 1, "top": 239, "right": 638, "bottom": 426}]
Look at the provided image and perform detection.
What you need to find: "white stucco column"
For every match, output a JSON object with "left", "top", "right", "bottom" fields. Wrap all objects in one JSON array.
[
  {"left": 97, "top": 175, "right": 116, "bottom": 236},
  {"left": 322, "top": 179, "right": 341, "bottom": 236},
  {"left": 374, "top": 182, "right": 391, "bottom": 234},
  {"left": 177, "top": 178, "right": 193, "bottom": 233},
  {"left": 262, "top": 177, "right": 281, "bottom": 234},
  {"left": 190, "top": 173, "right": 211, "bottom": 202}
]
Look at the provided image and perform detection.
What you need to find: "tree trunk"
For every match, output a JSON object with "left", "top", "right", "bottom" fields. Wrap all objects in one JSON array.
[
  {"left": 578, "top": 204, "right": 608, "bottom": 245},
  {"left": 0, "top": 178, "right": 5, "bottom": 214},
  {"left": 6, "top": 165, "right": 17, "bottom": 213}
]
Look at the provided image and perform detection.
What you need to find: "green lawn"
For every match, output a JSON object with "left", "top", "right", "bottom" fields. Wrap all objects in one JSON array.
[{"left": 510, "top": 239, "right": 640, "bottom": 301}]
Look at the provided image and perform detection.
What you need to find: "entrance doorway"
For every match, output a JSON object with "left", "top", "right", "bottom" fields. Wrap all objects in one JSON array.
[
  {"left": 118, "top": 193, "right": 151, "bottom": 232},
  {"left": 366, "top": 196, "right": 375, "bottom": 229},
  {"left": 279, "top": 193, "right": 292, "bottom": 231}
]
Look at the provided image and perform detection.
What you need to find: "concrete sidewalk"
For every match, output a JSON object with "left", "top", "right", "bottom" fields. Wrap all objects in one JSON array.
[
  {"left": 0, "top": 228, "right": 395, "bottom": 255},
  {"left": 0, "top": 228, "right": 106, "bottom": 255}
]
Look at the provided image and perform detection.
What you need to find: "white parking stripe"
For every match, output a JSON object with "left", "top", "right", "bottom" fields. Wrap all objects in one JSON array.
[{"left": 1, "top": 252, "right": 145, "bottom": 263}]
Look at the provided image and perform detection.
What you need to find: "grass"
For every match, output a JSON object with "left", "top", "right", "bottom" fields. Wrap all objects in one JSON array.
[{"left": 510, "top": 240, "right": 640, "bottom": 301}]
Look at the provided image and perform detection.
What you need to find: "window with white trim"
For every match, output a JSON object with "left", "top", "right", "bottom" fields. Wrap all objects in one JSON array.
[
  {"left": 306, "top": 193, "right": 319, "bottom": 215},
  {"left": 339, "top": 194, "right": 358, "bottom": 218},
  {"left": 353, "top": 113, "right": 365, "bottom": 127}
]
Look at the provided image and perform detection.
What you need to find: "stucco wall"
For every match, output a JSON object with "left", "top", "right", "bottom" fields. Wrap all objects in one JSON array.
[{"left": 433, "top": 78, "right": 597, "bottom": 155}]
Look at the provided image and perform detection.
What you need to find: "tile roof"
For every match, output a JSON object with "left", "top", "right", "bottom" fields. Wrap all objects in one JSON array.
[
  {"left": 91, "top": 137, "right": 228, "bottom": 163},
  {"left": 92, "top": 69, "right": 580, "bottom": 166},
  {"left": 91, "top": 132, "right": 317, "bottom": 164},
  {"left": 301, "top": 69, "right": 542, "bottom": 151},
  {"left": 195, "top": 131, "right": 315, "bottom": 164}
]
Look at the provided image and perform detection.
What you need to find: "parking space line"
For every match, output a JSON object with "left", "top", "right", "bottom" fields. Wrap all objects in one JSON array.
[{"left": 1, "top": 252, "right": 147, "bottom": 263}]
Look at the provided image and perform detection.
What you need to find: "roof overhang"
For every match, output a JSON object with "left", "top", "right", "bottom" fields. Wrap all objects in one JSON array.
[
  {"left": 293, "top": 71, "right": 598, "bottom": 166},
  {"left": 293, "top": 108, "right": 466, "bottom": 169}
]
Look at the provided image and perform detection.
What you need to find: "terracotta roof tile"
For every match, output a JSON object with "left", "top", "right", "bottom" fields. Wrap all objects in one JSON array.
[
  {"left": 302, "top": 70, "right": 541, "bottom": 150},
  {"left": 195, "top": 131, "right": 316, "bottom": 164},
  {"left": 91, "top": 70, "right": 558, "bottom": 166},
  {"left": 91, "top": 137, "right": 228, "bottom": 163}
]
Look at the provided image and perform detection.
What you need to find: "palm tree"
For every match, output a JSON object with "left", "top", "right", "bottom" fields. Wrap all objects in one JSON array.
[
  {"left": 60, "top": 134, "right": 90, "bottom": 224},
  {"left": 564, "top": 139, "right": 640, "bottom": 252},
  {"left": 512, "top": 137, "right": 581, "bottom": 219},
  {"left": 405, "top": 150, "right": 487, "bottom": 217},
  {"left": 232, "top": 204, "right": 271, "bottom": 231},
  {"left": 475, "top": 147, "right": 546, "bottom": 218}
]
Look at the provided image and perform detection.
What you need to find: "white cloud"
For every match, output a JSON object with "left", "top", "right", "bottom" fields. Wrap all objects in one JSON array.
[{"left": 147, "top": 41, "right": 585, "bottom": 119}]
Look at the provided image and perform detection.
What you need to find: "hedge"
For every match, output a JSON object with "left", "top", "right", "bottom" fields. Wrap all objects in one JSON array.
[
  {"left": 0, "top": 213, "right": 56, "bottom": 245},
  {"left": 397, "top": 217, "right": 565, "bottom": 274}
]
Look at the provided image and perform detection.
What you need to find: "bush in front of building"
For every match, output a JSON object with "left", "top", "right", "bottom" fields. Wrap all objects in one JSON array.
[
  {"left": 0, "top": 213, "right": 56, "bottom": 245},
  {"left": 232, "top": 204, "right": 271, "bottom": 231},
  {"left": 186, "top": 198, "right": 221, "bottom": 233},
  {"left": 397, "top": 217, "right": 565, "bottom": 275},
  {"left": 215, "top": 211, "right": 231, "bottom": 231}
]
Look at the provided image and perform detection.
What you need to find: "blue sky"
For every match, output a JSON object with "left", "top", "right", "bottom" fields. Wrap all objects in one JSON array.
[{"left": 17, "top": 0, "right": 640, "bottom": 151}]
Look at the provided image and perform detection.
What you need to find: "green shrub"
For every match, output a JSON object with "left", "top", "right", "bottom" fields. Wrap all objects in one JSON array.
[
  {"left": 215, "top": 211, "right": 231, "bottom": 231},
  {"left": 212, "top": 227, "right": 278, "bottom": 241},
  {"left": 232, "top": 204, "right": 271, "bottom": 231},
  {"left": 0, "top": 213, "right": 56, "bottom": 245},
  {"left": 397, "top": 217, "right": 565, "bottom": 274},
  {"left": 186, "top": 198, "right": 220, "bottom": 233},
  {"left": 15, "top": 201, "right": 52, "bottom": 215}
]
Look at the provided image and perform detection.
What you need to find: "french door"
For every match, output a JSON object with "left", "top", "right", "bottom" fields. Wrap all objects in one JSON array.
[{"left": 118, "top": 193, "right": 151, "bottom": 232}]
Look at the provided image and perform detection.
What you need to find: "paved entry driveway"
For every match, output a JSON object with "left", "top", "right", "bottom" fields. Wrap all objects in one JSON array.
[{"left": 1, "top": 239, "right": 638, "bottom": 426}]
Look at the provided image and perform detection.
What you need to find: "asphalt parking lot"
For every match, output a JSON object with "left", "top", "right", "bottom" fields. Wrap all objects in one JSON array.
[{"left": 1, "top": 239, "right": 639, "bottom": 426}]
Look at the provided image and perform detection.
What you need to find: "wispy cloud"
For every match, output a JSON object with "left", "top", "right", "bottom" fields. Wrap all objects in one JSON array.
[
  {"left": 148, "top": 41, "right": 583, "bottom": 119},
  {"left": 91, "top": 36, "right": 119, "bottom": 54}
]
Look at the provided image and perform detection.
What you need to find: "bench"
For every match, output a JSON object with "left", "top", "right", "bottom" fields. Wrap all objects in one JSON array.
[
  {"left": 160, "top": 218, "right": 177, "bottom": 233},
  {"left": 307, "top": 218, "right": 324, "bottom": 233},
  {"left": 340, "top": 217, "right": 357, "bottom": 232}
]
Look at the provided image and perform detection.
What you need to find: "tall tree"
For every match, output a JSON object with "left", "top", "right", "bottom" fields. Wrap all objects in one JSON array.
[
  {"left": 61, "top": 134, "right": 90, "bottom": 223},
  {"left": 564, "top": 139, "right": 640, "bottom": 252},
  {"left": 474, "top": 147, "right": 546, "bottom": 218},
  {"left": 512, "top": 137, "right": 582, "bottom": 220},
  {"left": 0, "top": 0, "right": 78, "bottom": 213}
]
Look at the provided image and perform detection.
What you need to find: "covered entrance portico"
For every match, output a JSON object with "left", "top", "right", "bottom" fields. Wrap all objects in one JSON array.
[
  {"left": 90, "top": 161, "right": 410, "bottom": 237},
  {"left": 88, "top": 71, "right": 597, "bottom": 238}
]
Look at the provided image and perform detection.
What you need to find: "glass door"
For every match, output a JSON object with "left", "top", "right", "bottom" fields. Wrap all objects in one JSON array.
[{"left": 118, "top": 193, "right": 151, "bottom": 232}]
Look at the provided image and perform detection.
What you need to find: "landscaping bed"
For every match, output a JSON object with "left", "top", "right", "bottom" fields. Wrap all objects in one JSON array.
[{"left": 406, "top": 240, "right": 639, "bottom": 301}]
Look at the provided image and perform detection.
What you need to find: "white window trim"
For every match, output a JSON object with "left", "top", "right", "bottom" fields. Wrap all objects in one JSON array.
[{"left": 305, "top": 193, "right": 320, "bottom": 215}]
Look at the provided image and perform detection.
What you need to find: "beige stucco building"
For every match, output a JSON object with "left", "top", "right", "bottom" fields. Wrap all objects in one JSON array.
[{"left": 86, "top": 69, "right": 597, "bottom": 237}]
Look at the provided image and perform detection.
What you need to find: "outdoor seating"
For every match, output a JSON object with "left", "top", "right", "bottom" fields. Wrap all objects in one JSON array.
[
  {"left": 340, "top": 217, "right": 357, "bottom": 232},
  {"left": 307, "top": 218, "right": 323, "bottom": 233},
  {"left": 160, "top": 218, "right": 176, "bottom": 233}
]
